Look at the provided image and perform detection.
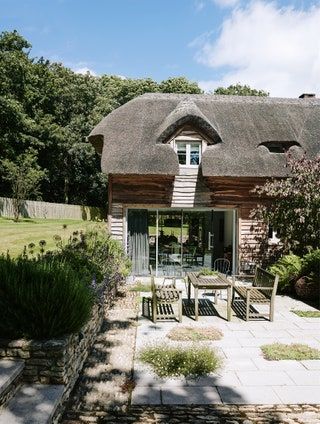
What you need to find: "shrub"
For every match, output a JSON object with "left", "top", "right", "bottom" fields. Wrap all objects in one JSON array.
[
  {"left": 301, "top": 249, "right": 320, "bottom": 283},
  {"left": 167, "top": 326, "right": 223, "bottom": 342},
  {"left": 261, "top": 343, "right": 320, "bottom": 361},
  {"left": 268, "top": 254, "right": 302, "bottom": 292},
  {"left": 139, "top": 344, "right": 221, "bottom": 378},
  {"left": 59, "top": 226, "right": 131, "bottom": 285},
  {"left": 0, "top": 256, "right": 94, "bottom": 339}
]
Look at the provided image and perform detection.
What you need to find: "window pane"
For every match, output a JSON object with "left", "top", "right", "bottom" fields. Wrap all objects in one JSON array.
[
  {"left": 177, "top": 143, "right": 187, "bottom": 165},
  {"left": 190, "top": 143, "right": 200, "bottom": 165}
]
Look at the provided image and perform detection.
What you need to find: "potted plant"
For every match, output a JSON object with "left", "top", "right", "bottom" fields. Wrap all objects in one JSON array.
[{"left": 197, "top": 268, "right": 219, "bottom": 278}]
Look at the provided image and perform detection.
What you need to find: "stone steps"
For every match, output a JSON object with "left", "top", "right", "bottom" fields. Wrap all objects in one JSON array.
[
  {"left": 0, "top": 360, "right": 64, "bottom": 423},
  {"left": 0, "top": 384, "right": 64, "bottom": 424},
  {"left": 0, "top": 360, "right": 24, "bottom": 407}
]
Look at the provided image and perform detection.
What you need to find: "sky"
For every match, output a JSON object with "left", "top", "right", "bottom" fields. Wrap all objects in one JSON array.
[{"left": 1, "top": 0, "right": 320, "bottom": 97}]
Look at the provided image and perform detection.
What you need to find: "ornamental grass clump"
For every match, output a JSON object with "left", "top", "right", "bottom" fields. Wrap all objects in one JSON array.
[
  {"left": 139, "top": 344, "right": 221, "bottom": 378},
  {"left": 261, "top": 343, "right": 320, "bottom": 361},
  {"left": 0, "top": 256, "right": 94, "bottom": 339},
  {"left": 167, "top": 326, "right": 223, "bottom": 342}
]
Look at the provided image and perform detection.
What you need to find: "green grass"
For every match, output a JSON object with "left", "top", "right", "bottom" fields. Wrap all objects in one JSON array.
[
  {"left": 261, "top": 343, "right": 320, "bottom": 361},
  {"left": 139, "top": 344, "right": 222, "bottom": 378},
  {"left": 167, "top": 326, "right": 223, "bottom": 342},
  {"left": 0, "top": 217, "right": 93, "bottom": 257},
  {"left": 129, "top": 281, "right": 151, "bottom": 292},
  {"left": 291, "top": 310, "right": 320, "bottom": 318}
]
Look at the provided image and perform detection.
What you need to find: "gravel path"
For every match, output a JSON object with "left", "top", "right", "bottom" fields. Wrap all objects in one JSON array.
[{"left": 61, "top": 287, "right": 320, "bottom": 424}]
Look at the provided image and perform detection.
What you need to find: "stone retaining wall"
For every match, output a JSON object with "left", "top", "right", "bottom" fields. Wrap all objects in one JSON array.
[
  {"left": 0, "top": 281, "right": 117, "bottom": 389},
  {"left": 0, "top": 303, "right": 102, "bottom": 385}
]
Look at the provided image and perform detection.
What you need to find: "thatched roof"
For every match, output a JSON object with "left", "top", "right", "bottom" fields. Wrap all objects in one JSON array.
[{"left": 88, "top": 93, "right": 320, "bottom": 177}]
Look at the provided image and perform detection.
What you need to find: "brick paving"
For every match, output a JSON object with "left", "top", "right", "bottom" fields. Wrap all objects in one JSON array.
[{"left": 61, "top": 284, "right": 320, "bottom": 424}]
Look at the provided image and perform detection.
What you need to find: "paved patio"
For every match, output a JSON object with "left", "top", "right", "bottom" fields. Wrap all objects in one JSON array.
[{"left": 132, "top": 280, "right": 320, "bottom": 406}]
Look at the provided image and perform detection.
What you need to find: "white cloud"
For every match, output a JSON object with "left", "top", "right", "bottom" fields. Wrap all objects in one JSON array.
[
  {"left": 212, "top": 0, "right": 239, "bottom": 8},
  {"left": 194, "top": 1, "right": 320, "bottom": 97},
  {"left": 194, "top": 0, "right": 206, "bottom": 11},
  {"left": 74, "top": 66, "right": 97, "bottom": 76}
]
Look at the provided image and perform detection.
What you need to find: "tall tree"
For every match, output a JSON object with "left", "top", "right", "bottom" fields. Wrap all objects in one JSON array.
[
  {"left": 1, "top": 151, "right": 46, "bottom": 221},
  {"left": 214, "top": 83, "right": 269, "bottom": 97}
]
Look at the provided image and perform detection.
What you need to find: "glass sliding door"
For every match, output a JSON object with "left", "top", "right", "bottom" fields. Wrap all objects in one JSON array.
[
  {"left": 127, "top": 208, "right": 236, "bottom": 276},
  {"left": 127, "top": 209, "right": 149, "bottom": 275},
  {"left": 157, "top": 210, "right": 183, "bottom": 276}
]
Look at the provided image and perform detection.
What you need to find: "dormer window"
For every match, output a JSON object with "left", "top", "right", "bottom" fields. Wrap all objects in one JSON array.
[
  {"left": 175, "top": 140, "right": 202, "bottom": 166},
  {"left": 259, "top": 141, "right": 300, "bottom": 153}
]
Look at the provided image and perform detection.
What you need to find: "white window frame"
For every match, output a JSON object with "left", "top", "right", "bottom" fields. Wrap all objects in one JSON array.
[{"left": 174, "top": 137, "right": 203, "bottom": 167}]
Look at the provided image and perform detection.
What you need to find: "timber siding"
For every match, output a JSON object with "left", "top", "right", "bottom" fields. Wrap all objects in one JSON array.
[
  {"left": 171, "top": 174, "right": 211, "bottom": 208},
  {"left": 109, "top": 203, "right": 124, "bottom": 242},
  {"left": 239, "top": 206, "right": 267, "bottom": 265}
]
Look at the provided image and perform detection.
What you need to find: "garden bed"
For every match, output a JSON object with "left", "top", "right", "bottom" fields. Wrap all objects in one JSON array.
[{"left": 0, "top": 281, "right": 117, "bottom": 388}]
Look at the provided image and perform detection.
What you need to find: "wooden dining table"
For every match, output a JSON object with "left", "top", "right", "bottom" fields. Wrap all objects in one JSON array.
[{"left": 187, "top": 272, "right": 233, "bottom": 321}]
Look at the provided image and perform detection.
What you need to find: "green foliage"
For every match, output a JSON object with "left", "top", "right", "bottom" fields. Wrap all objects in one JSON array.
[
  {"left": 159, "top": 77, "right": 202, "bottom": 94},
  {"left": 0, "top": 256, "right": 94, "bottom": 339},
  {"left": 51, "top": 225, "right": 131, "bottom": 285},
  {"left": 214, "top": 83, "right": 269, "bottom": 97},
  {"left": 261, "top": 343, "right": 320, "bottom": 361},
  {"left": 301, "top": 250, "right": 320, "bottom": 283},
  {"left": 139, "top": 344, "right": 221, "bottom": 378},
  {"left": 291, "top": 310, "right": 320, "bottom": 318},
  {"left": 268, "top": 254, "right": 302, "bottom": 292},
  {"left": 198, "top": 268, "right": 218, "bottom": 276},
  {"left": 0, "top": 30, "right": 203, "bottom": 207},
  {"left": 167, "top": 326, "right": 223, "bottom": 342},
  {"left": 253, "top": 155, "right": 320, "bottom": 255},
  {"left": 1, "top": 151, "right": 46, "bottom": 221},
  {"left": 129, "top": 281, "right": 151, "bottom": 292}
]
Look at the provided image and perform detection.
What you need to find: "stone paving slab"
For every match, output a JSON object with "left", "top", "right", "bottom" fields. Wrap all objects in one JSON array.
[
  {"left": 301, "top": 360, "right": 320, "bottom": 370},
  {"left": 217, "top": 386, "right": 282, "bottom": 404},
  {"left": 161, "top": 386, "right": 222, "bottom": 405},
  {"left": 252, "top": 358, "right": 307, "bottom": 371},
  {"left": 236, "top": 370, "right": 294, "bottom": 386},
  {"left": 0, "top": 384, "right": 64, "bottom": 424},
  {"left": 286, "top": 370, "right": 320, "bottom": 385},
  {"left": 274, "top": 386, "right": 320, "bottom": 404},
  {"left": 131, "top": 386, "right": 161, "bottom": 405},
  {"left": 0, "top": 360, "right": 24, "bottom": 398}
]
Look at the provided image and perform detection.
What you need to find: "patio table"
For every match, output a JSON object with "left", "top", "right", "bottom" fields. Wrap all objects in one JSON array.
[{"left": 187, "top": 272, "right": 232, "bottom": 321}]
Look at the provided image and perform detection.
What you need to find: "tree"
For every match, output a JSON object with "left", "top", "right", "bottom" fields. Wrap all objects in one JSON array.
[
  {"left": 1, "top": 151, "right": 46, "bottom": 221},
  {"left": 159, "top": 77, "right": 202, "bottom": 94},
  {"left": 214, "top": 83, "right": 269, "bottom": 97},
  {"left": 0, "top": 30, "right": 204, "bottom": 208},
  {"left": 252, "top": 155, "right": 320, "bottom": 255}
]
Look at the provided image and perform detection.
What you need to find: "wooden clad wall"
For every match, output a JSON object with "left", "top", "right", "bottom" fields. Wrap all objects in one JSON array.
[
  {"left": 171, "top": 174, "right": 211, "bottom": 208},
  {"left": 109, "top": 203, "right": 123, "bottom": 241},
  {"left": 239, "top": 205, "right": 267, "bottom": 266}
]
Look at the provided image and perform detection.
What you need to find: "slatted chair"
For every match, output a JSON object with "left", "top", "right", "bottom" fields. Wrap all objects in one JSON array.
[
  {"left": 214, "top": 258, "right": 231, "bottom": 276},
  {"left": 204, "top": 258, "right": 231, "bottom": 300},
  {"left": 232, "top": 266, "right": 279, "bottom": 321},
  {"left": 151, "top": 276, "right": 182, "bottom": 323}
]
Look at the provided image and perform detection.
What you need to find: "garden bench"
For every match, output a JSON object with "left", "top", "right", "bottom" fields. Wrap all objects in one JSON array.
[
  {"left": 232, "top": 267, "right": 279, "bottom": 321},
  {"left": 151, "top": 276, "right": 182, "bottom": 323}
]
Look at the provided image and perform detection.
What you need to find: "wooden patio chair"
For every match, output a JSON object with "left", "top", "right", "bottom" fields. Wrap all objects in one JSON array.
[
  {"left": 232, "top": 266, "right": 279, "bottom": 321},
  {"left": 151, "top": 276, "right": 182, "bottom": 323}
]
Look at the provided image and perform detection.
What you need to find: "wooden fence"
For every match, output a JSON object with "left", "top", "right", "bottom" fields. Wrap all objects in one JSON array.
[{"left": 0, "top": 197, "right": 106, "bottom": 221}]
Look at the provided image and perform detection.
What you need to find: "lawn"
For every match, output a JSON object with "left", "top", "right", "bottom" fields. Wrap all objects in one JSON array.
[{"left": 0, "top": 217, "right": 94, "bottom": 257}]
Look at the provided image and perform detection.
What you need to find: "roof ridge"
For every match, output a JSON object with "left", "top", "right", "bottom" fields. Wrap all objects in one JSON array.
[{"left": 140, "top": 92, "right": 320, "bottom": 105}]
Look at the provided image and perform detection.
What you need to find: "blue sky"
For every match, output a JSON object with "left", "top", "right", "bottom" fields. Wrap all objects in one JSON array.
[{"left": 1, "top": 0, "right": 320, "bottom": 97}]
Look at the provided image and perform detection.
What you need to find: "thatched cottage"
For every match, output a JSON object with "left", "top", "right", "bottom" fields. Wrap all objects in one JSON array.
[{"left": 89, "top": 93, "right": 320, "bottom": 276}]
